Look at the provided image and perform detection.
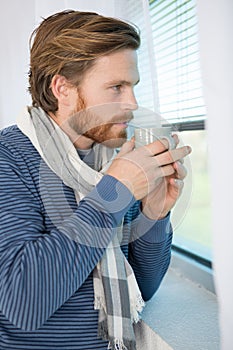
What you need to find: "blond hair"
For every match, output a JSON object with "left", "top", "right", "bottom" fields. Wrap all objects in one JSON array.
[{"left": 28, "top": 10, "right": 140, "bottom": 113}]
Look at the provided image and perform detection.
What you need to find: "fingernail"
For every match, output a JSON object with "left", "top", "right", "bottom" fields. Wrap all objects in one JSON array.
[
  {"left": 174, "top": 179, "right": 183, "bottom": 187},
  {"left": 175, "top": 160, "right": 182, "bottom": 167}
]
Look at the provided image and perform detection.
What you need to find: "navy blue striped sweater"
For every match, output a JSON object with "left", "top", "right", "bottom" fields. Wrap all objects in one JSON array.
[{"left": 0, "top": 125, "right": 172, "bottom": 349}]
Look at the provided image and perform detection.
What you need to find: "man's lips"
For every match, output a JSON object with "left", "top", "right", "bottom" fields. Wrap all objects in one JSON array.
[
  {"left": 112, "top": 115, "right": 134, "bottom": 125},
  {"left": 111, "top": 111, "right": 134, "bottom": 124},
  {"left": 114, "top": 122, "right": 128, "bottom": 128}
]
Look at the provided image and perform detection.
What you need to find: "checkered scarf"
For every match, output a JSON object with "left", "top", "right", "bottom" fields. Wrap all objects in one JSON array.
[{"left": 17, "top": 107, "right": 145, "bottom": 350}]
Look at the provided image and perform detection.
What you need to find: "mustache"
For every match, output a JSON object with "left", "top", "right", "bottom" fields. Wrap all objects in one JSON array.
[
  {"left": 107, "top": 112, "right": 134, "bottom": 124},
  {"left": 70, "top": 108, "right": 134, "bottom": 126}
]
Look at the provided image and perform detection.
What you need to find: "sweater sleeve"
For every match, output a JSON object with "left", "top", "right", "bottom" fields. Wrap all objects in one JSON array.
[
  {"left": 128, "top": 212, "right": 173, "bottom": 301},
  {"left": 0, "top": 143, "right": 135, "bottom": 331}
]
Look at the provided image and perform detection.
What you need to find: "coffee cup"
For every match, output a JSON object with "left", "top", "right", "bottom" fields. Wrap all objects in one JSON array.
[{"left": 134, "top": 126, "right": 175, "bottom": 149}]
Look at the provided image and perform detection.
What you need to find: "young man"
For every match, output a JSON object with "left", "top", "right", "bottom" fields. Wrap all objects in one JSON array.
[{"left": 0, "top": 10, "right": 191, "bottom": 350}]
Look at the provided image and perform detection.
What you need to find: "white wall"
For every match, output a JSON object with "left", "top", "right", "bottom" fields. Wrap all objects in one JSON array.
[
  {"left": 196, "top": 1, "right": 233, "bottom": 349},
  {"left": 0, "top": 1, "right": 34, "bottom": 127},
  {"left": 0, "top": 0, "right": 115, "bottom": 128}
]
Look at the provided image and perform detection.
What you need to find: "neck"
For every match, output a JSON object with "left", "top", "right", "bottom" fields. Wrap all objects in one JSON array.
[
  {"left": 48, "top": 111, "right": 95, "bottom": 150},
  {"left": 73, "top": 135, "right": 94, "bottom": 150}
]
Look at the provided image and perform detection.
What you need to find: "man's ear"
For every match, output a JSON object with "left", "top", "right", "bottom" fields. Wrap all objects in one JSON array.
[{"left": 50, "top": 75, "right": 76, "bottom": 106}]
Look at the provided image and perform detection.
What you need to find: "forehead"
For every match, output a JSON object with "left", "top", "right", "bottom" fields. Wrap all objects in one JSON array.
[{"left": 84, "top": 49, "right": 139, "bottom": 84}]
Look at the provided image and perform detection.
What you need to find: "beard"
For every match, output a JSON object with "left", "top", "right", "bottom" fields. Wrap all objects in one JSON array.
[
  {"left": 67, "top": 96, "right": 133, "bottom": 148},
  {"left": 82, "top": 122, "right": 128, "bottom": 148}
]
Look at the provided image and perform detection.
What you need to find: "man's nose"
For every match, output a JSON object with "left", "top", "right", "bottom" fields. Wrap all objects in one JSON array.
[{"left": 121, "top": 90, "right": 138, "bottom": 111}]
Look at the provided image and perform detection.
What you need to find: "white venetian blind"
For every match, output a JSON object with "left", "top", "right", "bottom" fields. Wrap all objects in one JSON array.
[
  {"left": 149, "top": 0, "right": 206, "bottom": 123},
  {"left": 115, "top": 0, "right": 162, "bottom": 128}
]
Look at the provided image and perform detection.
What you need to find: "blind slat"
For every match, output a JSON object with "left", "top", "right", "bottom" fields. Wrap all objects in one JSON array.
[{"left": 148, "top": 0, "right": 206, "bottom": 122}]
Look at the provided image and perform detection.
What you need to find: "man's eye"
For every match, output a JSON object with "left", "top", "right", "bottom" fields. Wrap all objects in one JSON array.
[{"left": 112, "top": 85, "right": 122, "bottom": 92}]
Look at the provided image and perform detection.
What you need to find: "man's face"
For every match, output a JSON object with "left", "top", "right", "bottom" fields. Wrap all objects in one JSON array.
[{"left": 67, "top": 49, "right": 140, "bottom": 149}]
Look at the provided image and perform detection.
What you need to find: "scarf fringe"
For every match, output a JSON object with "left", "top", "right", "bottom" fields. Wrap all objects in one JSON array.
[
  {"left": 108, "top": 339, "right": 136, "bottom": 350},
  {"left": 98, "top": 319, "right": 108, "bottom": 339},
  {"left": 99, "top": 321, "right": 136, "bottom": 350},
  {"left": 94, "top": 295, "right": 105, "bottom": 310},
  {"left": 131, "top": 294, "right": 145, "bottom": 323}
]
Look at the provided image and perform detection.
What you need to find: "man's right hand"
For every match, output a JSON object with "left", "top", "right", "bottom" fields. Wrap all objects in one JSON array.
[{"left": 106, "top": 137, "right": 191, "bottom": 201}]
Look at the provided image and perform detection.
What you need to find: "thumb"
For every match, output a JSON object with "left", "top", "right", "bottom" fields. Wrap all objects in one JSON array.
[
  {"left": 117, "top": 138, "right": 135, "bottom": 157},
  {"left": 169, "top": 178, "right": 184, "bottom": 198}
]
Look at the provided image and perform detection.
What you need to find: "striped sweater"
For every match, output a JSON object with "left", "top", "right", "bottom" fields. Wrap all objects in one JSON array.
[{"left": 0, "top": 125, "right": 172, "bottom": 350}]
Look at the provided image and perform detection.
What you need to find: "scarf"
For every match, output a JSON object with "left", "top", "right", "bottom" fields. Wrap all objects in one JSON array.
[{"left": 17, "top": 106, "right": 145, "bottom": 350}]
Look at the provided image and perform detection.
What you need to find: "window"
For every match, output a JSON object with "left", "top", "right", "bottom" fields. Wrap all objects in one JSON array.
[
  {"left": 171, "top": 129, "right": 212, "bottom": 262},
  {"left": 147, "top": 0, "right": 211, "bottom": 261},
  {"left": 149, "top": 0, "right": 205, "bottom": 123},
  {"left": 119, "top": 0, "right": 211, "bottom": 262}
]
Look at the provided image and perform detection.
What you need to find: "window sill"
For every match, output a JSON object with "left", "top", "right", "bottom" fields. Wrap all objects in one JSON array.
[{"left": 136, "top": 253, "right": 220, "bottom": 350}]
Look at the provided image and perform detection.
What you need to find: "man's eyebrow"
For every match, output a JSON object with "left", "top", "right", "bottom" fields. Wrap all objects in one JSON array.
[{"left": 106, "top": 79, "right": 140, "bottom": 86}]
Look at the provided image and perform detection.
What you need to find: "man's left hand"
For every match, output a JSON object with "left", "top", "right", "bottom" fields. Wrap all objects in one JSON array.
[{"left": 141, "top": 137, "right": 189, "bottom": 220}]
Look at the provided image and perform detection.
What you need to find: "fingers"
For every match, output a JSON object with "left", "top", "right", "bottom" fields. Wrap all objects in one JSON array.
[
  {"left": 170, "top": 177, "right": 184, "bottom": 197},
  {"left": 139, "top": 133, "right": 179, "bottom": 156},
  {"left": 107, "top": 134, "right": 191, "bottom": 201},
  {"left": 140, "top": 137, "right": 171, "bottom": 156},
  {"left": 155, "top": 164, "right": 176, "bottom": 178},
  {"left": 172, "top": 133, "right": 179, "bottom": 146},
  {"left": 156, "top": 145, "right": 192, "bottom": 166},
  {"left": 117, "top": 138, "right": 135, "bottom": 157},
  {"left": 173, "top": 160, "right": 187, "bottom": 180}
]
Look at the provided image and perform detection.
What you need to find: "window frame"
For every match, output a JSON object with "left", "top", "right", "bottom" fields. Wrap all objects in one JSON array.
[{"left": 148, "top": 0, "right": 211, "bottom": 265}]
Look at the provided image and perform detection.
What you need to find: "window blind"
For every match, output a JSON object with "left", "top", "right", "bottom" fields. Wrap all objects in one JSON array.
[
  {"left": 149, "top": 0, "right": 206, "bottom": 123},
  {"left": 115, "top": 0, "right": 162, "bottom": 127}
]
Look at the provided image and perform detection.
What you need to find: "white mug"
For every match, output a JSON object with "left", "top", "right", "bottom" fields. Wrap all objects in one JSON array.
[{"left": 134, "top": 126, "right": 175, "bottom": 149}]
